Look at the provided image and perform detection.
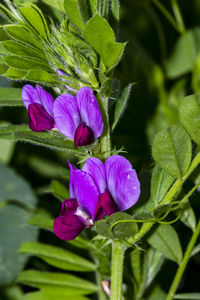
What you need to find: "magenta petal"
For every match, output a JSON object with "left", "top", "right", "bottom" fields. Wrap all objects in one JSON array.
[
  {"left": 105, "top": 155, "right": 140, "bottom": 211},
  {"left": 76, "top": 87, "right": 103, "bottom": 139},
  {"left": 53, "top": 215, "right": 85, "bottom": 241},
  {"left": 74, "top": 123, "right": 94, "bottom": 148},
  {"left": 95, "top": 189, "right": 119, "bottom": 221},
  {"left": 53, "top": 93, "right": 81, "bottom": 140},
  {"left": 82, "top": 157, "right": 106, "bottom": 194},
  {"left": 22, "top": 85, "right": 39, "bottom": 109},
  {"left": 60, "top": 198, "right": 79, "bottom": 217},
  {"left": 28, "top": 103, "right": 54, "bottom": 132},
  {"left": 35, "top": 85, "right": 54, "bottom": 117},
  {"left": 69, "top": 162, "right": 99, "bottom": 220}
]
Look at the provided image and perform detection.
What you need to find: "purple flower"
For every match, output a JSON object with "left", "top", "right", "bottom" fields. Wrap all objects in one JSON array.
[
  {"left": 53, "top": 87, "right": 103, "bottom": 148},
  {"left": 22, "top": 84, "right": 55, "bottom": 132},
  {"left": 53, "top": 155, "right": 140, "bottom": 241}
]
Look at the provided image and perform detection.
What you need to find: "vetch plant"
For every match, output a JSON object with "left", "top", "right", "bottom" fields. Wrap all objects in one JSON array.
[{"left": 1, "top": 1, "right": 200, "bottom": 300}]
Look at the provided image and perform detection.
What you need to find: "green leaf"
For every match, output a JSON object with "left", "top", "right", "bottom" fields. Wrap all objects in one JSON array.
[
  {"left": 28, "top": 212, "right": 54, "bottom": 231},
  {"left": 145, "top": 248, "right": 165, "bottom": 288},
  {"left": 51, "top": 180, "right": 69, "bottom": 201},
  {"left": 147, "top": 285, "right": 166, "bottom": 300},
  {"left": 4, "top": 67, "right": 27, "bottom": 80},
  {"left": 152, "top": 124, "right": 192, "bottom": 178},
  {"left": 0, "top": 87, "right": 23, "bottom": 106},
  {"left": 150, "top": 164, "right": 174, "bottom": 206},
  {"left": 148, "top": 224, "right": 183, "bottom": 264},
  {"left": 4, "top": 24, "right": 43, "bottom": 50},
  {"left": 22, "top": 291, "right": 89, "bottom": 300},
  {"left": 180, "top": 94, "right": 200, "bottom": 145},
  {"left": 174, "top": 293, "right": 200, "bottom": 299},
  {"left": 0, "top": 40, "right": 47, "bottom": 61},
  {"left": 112, "top": 83, "right": 133, "bottom": 131},
  {"left": 19, "top": 3, "right": 49, "bottom": 39},
  {"left": 166, "top": 28, "right": 200, "bottom": 79},
  {"left": 42, "top": 0, "right": 65, "bottom": 12},
  {"left": 4, "top": 56, "right": 50, "bottom": 72},
  {"left": 0, "top": 125, "right": 85, "bottom": 155},
  {"left": 0, "top": 162, "right": 36, "bottom": 208},
  {"left": 17, "top": 270, "right": 98, "bottom": 295},
  {"left": 83, "top": 14, "right": 126, "bottom": 68},
  {"left": 130, "top": 248, "right": 142, "bottom": 288},
  {"left": 0, "top": 205, "right": 37, "bottom": 284},
  {"left": 64, "top": 0, "right": 85, "bottom": 31},
  {"left": 0, "top": 4, "right": 17, "bottom": 22},
  {"left": 177, "top": 200, "right": 196, "bottom": 231},
  {"left": 19, "top": 242, "right": 96, "bottom": 271},
  {"left": 25, "top": 69, "right": 59, "bottom": 85},
  {"left": 96, "top": 212, "right": 138, "bottom": 239},
  {"left": 191, "top": 243, "right": 200, "bottom": 257}
]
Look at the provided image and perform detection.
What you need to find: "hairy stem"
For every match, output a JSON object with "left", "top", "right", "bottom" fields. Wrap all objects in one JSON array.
[
  {"left": 128, "top": 152, "right": 200, "bottom": 244},
  {"left": 110, "top": 240, "right": 125, "bottom": 300},
  {"left": 166, "top": 218, "right": 200, "bottom": 300},
  {"left": 100, "top": 95, "right": 111, "bottom": 158}
]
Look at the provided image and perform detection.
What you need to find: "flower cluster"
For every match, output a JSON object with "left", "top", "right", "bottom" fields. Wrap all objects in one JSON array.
[
  {"left": 22, "top": 85, "right": 103, "bottom": 148},
  {"left": 22, "top": 84, "right": 141, "bottom": 241},
  {"left": 53, "top": 155, "right": 140, "bottom": 240}
]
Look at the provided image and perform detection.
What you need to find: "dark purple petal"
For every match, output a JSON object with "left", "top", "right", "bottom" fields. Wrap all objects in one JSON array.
[
  {"left": 82, "top": 157, "right": 106, "bottom": 194},
  {"left": 53, "top": 93, "right": 81, "bottom": 140},
  {"left": 22, "top": 84, "right": 39, "bottom": 109},
  {"left": 68, "top": 162, "right": 99, "bottom": 220},
  {"left": 94, "top": 189, "right": 119, "bottom": 221},
  {"left": 53, "top": 215, "right": 85, "bottom": 241},
  {"left": 76, "top": 87, "right": 103, "bottom": 139},
  {"left": 105, "top": 155, "right": 140, "bottom": 211},
  {"left": 35, "top": 85, "right": 54, "bottom": 117},
  {"left": 28, "top": 103, "right": 54, "bottom": 132},
  {"left": 60, "top": 198, "right": 79, "bottom": 217},
  {"left": 74, "top": 123, "right": 94, "bottom": 148}
]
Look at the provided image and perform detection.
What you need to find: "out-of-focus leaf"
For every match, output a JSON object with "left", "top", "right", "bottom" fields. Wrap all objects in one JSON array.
[
  {"left": 0, "top": 162, "right": 36, "bottom": 208},
  {"left": 0, "top": 4, "right": 18, "bottom": 22},
  {"left": 0, "top": 140, "right": 15, "bottom": 163},
  {"left": 150, "top": 164, "right": 174, "bottom": 206},
  {"left": 130, "top": 248, "right": 142, "bottom": 288},
  {"left": 147, "top": 285, "right": 166, "bottom": 300},
  {"left": 22, "top": 291, "right": 89, "bottom": 300},
  {"left": 0, "top": 205, "right": 37, "bottom": 284},
  {"left": 166, "top": 28, "right": 200, "bottom": 79},
  {"left": 19, "top": 242, "right": 97, "bottom": 271},
  {"left": 17, "top": 270, "right": 98, "bottom": 295},
  {"left": 180, "top": 94, "right": 200, "bottom": 145},
  {"left": 83, "top": 14, "right": 125, "bottom": 68},
  {"left": 145, "top": 248, "right": 165, "bottom": 288},
  {"left": 148, "top": 224, "right": 183, "bottom": 264},
  {"left": 51, "top": 180, "right": 70, "bottom": 201},
  {"left": 152, "top": 124, "right": 192, "bottom": 178},
  {"left": 0, "top": 87, "right": 22, "bottom": 106},
  {"left": 174, "top": 293, "right": 200, "bottom": 299},
  {"left": 19, "top": 3, "right": 49, "bottom": 39},
  {"left": 191, "top": 244, "right": 200, "bottom": 257},
  {"left": 112, "top": 83, "right": 133, "bottom": 131},
  {"left": 28, "top": 212, "right": 54, "bottom": 231}
]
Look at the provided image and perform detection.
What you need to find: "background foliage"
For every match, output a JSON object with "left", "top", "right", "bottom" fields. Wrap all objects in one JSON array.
[{"left": 1, "top": 0, "right": 200, "bottom": 300}]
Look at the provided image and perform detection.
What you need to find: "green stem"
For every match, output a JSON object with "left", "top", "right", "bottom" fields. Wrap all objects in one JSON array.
[
  {"left": 100, "top": 95, "right": 111, "bottom": 158},
  {"left": 110, "top": 240, "right": 125, "bottom": 300},
  {"left": 166, "top": 218, "right": 200, "bottom": 300},
  {"left": 128, "top": 152, "right": 200, "bottom": 244}
]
